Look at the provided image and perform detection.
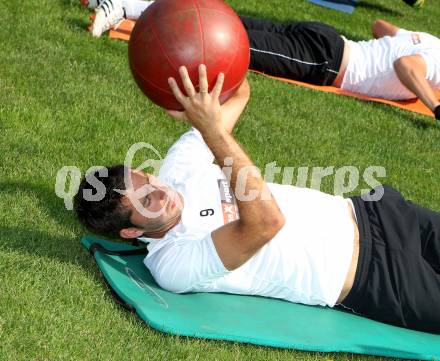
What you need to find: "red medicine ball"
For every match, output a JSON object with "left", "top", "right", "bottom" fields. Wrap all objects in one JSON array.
[{"left": 128, "top": 0, "right": 250, "bottom": 110}]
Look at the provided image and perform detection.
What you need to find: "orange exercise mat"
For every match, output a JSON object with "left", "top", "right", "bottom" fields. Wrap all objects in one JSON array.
[{"left": 110, "top": 19, "right": 438, "bottom": 118}]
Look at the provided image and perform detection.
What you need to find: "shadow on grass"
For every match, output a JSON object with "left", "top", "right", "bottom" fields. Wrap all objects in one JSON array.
[
  {"left": 0, "top": 181, "right": 78, "bottom": 227},
  {"left": 0, "top": 226, "right": 86, "bottom": 265},
  {"left": 357, "top": 1, "right": 403, "bottom": 16},
  {"left": 58, "top": 0, "right": 97, "bottom": 38},
  {"left": 0, "top": 181, "right": 101, "bottom": 270},
  {"left": 402, "top": 114, "right": 439, "bottom": 130},
  {"left": 0, "top": 180, "right": 137, "bottom": 271},
  {"left": 66, "top": 17, "right": 90, "bottom": 33},
  {"left": 0, "top": 226, "right": 131, "bottom": 312},
  {"left": 0, "top": 182, "right": 143, "bottom": 325},
  {"left": 365, "top": 103, "right": 439, "bottom": 130}
]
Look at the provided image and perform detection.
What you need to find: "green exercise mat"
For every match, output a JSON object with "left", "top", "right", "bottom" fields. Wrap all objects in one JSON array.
[{"left": 82, "top": 236, "right": 440, "bottom": 360}]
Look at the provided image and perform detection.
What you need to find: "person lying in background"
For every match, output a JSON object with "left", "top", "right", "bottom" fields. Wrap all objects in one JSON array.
[{"left": 83, "top": 0, "right": 440, "bottom": 119}]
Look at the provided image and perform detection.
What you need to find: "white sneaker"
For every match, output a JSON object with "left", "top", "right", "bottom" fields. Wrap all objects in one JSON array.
[
  {"left": 81, "top": 0, "right": 103, "bottom": 9},
  {"left": 89, "top": 0, "right": 125, "bottom": 37}
]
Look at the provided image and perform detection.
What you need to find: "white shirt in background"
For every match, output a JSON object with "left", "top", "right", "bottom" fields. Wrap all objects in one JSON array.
[{"left": 341, "top": 29, "right": 440, "bottom": 100}]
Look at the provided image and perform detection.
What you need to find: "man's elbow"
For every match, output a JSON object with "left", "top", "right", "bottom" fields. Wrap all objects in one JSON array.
[
  {"left": 371, "top": 19, "right": 385, "bottom": 39},
  {"left": 238, "top": 213, "right": 285, "bottom": 242},
  {"left": 393, "top": 56, "right": 410, "bottom": 73},
  {"left": 234, "top": 78, "right": 250, "bottom": 101},
  {"left": 260, "top": 214, "right": 286, "bottom": 240},
  {"left": 270, "top": 214, "right": 286, "bottom": 232}
]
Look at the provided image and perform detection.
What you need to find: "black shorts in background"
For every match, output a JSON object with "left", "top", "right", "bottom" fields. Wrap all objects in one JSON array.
[
  {"left": 339, "top": 185, "right": 440, "bottom": 334},
  {"left": 240, "top": 16, "right": 345, "bottom": 85}
]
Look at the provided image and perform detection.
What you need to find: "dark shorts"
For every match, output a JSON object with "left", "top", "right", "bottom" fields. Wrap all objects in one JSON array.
[
  {"left": 339, "top": 185, "right": 440, "bottom": 334},
  {"left": 240, "top": 16, "right": 345, "bottom": 85}
]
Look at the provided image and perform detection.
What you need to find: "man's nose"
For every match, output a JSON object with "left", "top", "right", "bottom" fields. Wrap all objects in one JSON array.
[{"left": 153, "top": 187, "right": 168, "bottom": 205}]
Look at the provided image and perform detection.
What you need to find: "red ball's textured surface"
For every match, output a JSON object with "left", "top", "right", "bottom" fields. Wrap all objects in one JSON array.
[{"left": 128, "top": 0, "right": 250, "bottom": 110}]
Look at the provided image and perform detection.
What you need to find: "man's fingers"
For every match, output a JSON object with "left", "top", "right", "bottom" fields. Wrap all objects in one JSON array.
[
  {"left": 198, "top": 64, "right": 209, "bottom": 94},
  {"left": 179, "top": 66, "right": 196, "bottom": 97},
  {"left": 211, "top": 72, "right": 224, "bottom": 100},
  {"left": 168, "top": 77, "right": 187, "bottom": 105}
]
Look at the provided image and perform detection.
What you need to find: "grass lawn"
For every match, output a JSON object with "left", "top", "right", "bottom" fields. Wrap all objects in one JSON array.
[{"left": 1, "top": 0, "right": 440, "bottom": 360}]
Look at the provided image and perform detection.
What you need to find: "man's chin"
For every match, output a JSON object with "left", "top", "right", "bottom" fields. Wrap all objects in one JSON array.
[{"left": 168, "top": 190, "right": 184, "bottom": 212}]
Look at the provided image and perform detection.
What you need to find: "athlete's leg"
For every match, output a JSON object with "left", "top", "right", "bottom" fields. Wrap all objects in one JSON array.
[
  {"left": 247, "top": 22, "right": 344, "bottom": 85},
  {"left": 373, "top": 190, "right": 440, "bottom": 332},
  {"left": 341, "top": 187, "right": 440, "bottom": 333},
  {"left": 371, "top": 19, "right": 400, "bottom": 39},
  {"left": 89, "top": 0, "right": 152, "bottom": 37},
  {"left": 410, "top": 202, "right": 440, "bottom": 273},
  {"left": 399, "top": 256, "right": 440, "bottom": 332},
  {"left": 247, "top": 29, "right": 311, "bottom": 82},
  {"left": 240, "top": 16, "right": 286, "bottom": 33},
  {"left": 89, "top": 0, "right": 125, "bottom": 37}
]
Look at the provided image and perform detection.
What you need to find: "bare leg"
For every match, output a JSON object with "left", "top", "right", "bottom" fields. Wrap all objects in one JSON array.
[
  {"left": 394, "top": 55, "right": 440, "bottom": 112},
  {"left": 371, "top": 19, "right": 400, "bottom": 39}
]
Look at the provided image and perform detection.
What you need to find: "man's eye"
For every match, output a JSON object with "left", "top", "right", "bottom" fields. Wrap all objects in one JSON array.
[{"left": 144, "top": 195, "right": 151, "bottom": 208}]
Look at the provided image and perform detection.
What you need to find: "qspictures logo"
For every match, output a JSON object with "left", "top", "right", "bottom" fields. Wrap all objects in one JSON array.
[{"left": 55, "top": 142, "right": 387, "bottom": 218}]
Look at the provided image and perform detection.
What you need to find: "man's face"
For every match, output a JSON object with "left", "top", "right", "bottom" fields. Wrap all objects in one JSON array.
[{"left": 120, "top": 169, "right": 183, "bottom": 236}]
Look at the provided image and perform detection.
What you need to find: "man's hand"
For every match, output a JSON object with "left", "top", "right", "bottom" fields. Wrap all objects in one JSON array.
[
  {"left": 167, "top": 65, "right": 251, "bottom": 134},
  {"left": 167, "top": 65, "right": 225, "bottom": 137}
]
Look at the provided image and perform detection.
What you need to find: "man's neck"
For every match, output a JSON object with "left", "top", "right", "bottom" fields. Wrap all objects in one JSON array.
[
  {"left": 143, "top": 214, "right": 182, "bottom": 239},
  {"left": 143, "top": 192, "right": 184, "bottom": 239}
]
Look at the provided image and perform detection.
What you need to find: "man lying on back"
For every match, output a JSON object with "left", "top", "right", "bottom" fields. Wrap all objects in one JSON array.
[
  {"left": 75, "top": 65, "right": 440, "bottom": 334},
  {"left": 86, "top": 0, "right": 440, "bottom": 119}
]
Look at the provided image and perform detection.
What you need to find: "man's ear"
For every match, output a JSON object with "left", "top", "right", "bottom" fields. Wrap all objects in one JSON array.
[{"left": 120, "top": 227, "right": 144, "bottom": 239}]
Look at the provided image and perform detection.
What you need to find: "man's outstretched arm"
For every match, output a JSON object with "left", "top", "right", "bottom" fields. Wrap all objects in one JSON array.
[
  {"left": 168, "top": 65, "right": 285, "bottom": 270},
  {"left": 394, "top": 55, "right": 440, "bottom": 116},
  {"left": 220, "top": 77, "right": 251, "bottom": 133}
]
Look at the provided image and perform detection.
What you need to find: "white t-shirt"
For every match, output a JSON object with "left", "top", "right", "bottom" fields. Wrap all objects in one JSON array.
[
  {"left": 341, "top": 29, "right": 440, "bottom": 100},
  {"left": 141, "top": 129, "right": 355, "bottom": 307}
]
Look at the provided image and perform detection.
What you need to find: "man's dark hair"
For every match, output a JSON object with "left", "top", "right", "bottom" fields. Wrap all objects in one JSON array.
[{"left": 74, "top": 165, "right": 135, "bottom": 238}]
